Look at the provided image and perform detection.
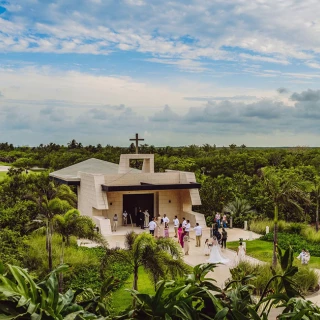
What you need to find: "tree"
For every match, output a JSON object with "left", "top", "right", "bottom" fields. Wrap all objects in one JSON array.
[
  {"left": 262, "top": 167, "right": 309, "bottom": 267},
  {"left": 103, "top": 232, "right": 188, "bottom": 293},
  {"left": 310, "top": 176, "right": 320, "bottom": 232},
  {"left": 53, "top": 209, "right": 105, "bottom": 291},
  {"left": 223, "top": 197, "right": 256, "bottom": 228}
]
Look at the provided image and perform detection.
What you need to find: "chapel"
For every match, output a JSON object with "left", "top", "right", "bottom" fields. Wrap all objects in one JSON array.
[{"left": 50, "top": 137, "right": 204, "bottom": 235}]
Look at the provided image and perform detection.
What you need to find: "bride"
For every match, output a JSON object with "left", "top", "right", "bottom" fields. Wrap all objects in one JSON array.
[{"left": 207, "top": 236, "right": 229, "bottom": 264}]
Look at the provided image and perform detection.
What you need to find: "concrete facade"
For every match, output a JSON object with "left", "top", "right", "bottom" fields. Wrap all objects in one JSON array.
[{"left": 50, "top": 154, "right": 204, "bottom": 235}]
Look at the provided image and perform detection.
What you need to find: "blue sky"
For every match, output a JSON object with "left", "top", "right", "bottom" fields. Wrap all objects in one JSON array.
[{"left": 1, "top": 0, "right": 320, "bottom": 146}]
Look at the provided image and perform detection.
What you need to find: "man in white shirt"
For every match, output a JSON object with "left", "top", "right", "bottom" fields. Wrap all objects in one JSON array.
[
  {"left": 148, "top": 218, "right": 157, "bottom": 236},
  {"left": 185, "top": 220, "right": 191, "bottom": 234},
  {"left": 182, "top": 217, "right": 187, "bottom": 228},
  {"left": 173, "top": 215, "right": 179, "bottom": 238},
  {"left": 193, "top": 223, "right": 202, "bottom": 247},
  {"left": 163, "top": 214, "right": 170, "bottom": 224}
]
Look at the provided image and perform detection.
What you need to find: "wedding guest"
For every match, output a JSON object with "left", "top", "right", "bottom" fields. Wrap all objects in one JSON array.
[
  {"left": 185, "top": 220, "right": 191, "bottom": 234},
  {"left": 164, "top": 222, "right": 169, "bottom": 238},
  {"left": 158, "top": 216, "right": 164, "bottom": 237},
  {"left": 154, "top": 216, "right": 160, "bottom": 238},
  {"left": 112, "top": 214, "right": 118, "bottom": 232},
  {"left": 183, "top": 232, "right": 189, "bottom": 255},
  {"left": 193, "top": 223, "right": 202, "bottom": 247},
  {"left": 204, "top": 239, "right": 210, "bottom": 256},
  {"left": 297, "top": 248, "right": 310, "bottom": 265},
  {"left": 221, "top": 228, "right": 227, "bottom": 249},
  {"left": 182, "top": 217, "right": 187, "bottom": 229},
  {"left": 222, "top": 213, "right": 227, "bottom": 228},
  {"left": 148, "top": 218, "right": 157, "bottom": 236},
  {"left": 163, "top": 214, "right": 170, "bottom": 224},
  {"left": 122, "top": 210, "right": 128, "bottom": 226},
  {"left": 178, "top": 223, "right": 183, "bottom": 246},
  {"left": 173, "top": 215, "right": 179, "bottom": 238},
  {"left": 237, "top": 242, "right": 246, "bottom": 262},
  {"left": 215, "top": 213, "right": 221, "bottom": 228},
  {"left": 180, "top": 227, "right": 187, "bottom": 248}
]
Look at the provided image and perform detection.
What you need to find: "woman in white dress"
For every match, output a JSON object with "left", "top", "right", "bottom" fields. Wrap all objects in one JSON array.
[
  {"left": 207, "top": 236, "right": 229, "bottom": 264},
  {"left": 237, "top": 242, "right": 246, "bottom": 262}
]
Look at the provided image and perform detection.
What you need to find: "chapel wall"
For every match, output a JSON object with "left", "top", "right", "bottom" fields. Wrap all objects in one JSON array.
[{"left": 158, "top": 190, "right": 181, "bottom": 221}]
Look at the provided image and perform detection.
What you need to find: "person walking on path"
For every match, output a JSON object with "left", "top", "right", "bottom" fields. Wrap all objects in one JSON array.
[
  {"left": 148, "top": 218, "right": 157, "bottom": 236},
  {"left": 193, "top": 223, "right": 202, "bottom": 247},
  {"left": 183, "top": 232, "right": 189, "bottom": 255},
  {"left": 173, "top": 216, "right": 179, "bottom": 238},
  {"left": 163, "top": 214, "right": 170, "bottom": 224},
  {"left": 221, "top": 228, "right": 227, "bottom": 249},
  {"left": 182, "top": 217, "right": 187, "bottom": 229},
  {"left": 112, "top": 214, "right": 118, "bottom": 232}
]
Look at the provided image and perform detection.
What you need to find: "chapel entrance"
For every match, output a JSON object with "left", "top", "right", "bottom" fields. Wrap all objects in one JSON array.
[{"left": 123, "top": 193, "right": 154, "bottom": 224}]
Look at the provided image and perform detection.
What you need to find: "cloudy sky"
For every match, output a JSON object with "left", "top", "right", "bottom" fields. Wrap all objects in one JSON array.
[{"left": 1, "top": 0, "right": 320, "bottom": 147}]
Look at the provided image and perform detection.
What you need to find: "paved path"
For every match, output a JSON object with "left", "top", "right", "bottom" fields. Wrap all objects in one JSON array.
[{"left": 0, "top": 166, "right": 10, "bottom": 172}]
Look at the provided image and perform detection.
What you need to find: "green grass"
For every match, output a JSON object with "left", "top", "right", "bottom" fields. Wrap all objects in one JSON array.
[
  {"left": 0, "top": 171, "right": 7, "bottom": 181},
  {"left": 110, "top": 268, "right": 154, "bottom": 313},
  {"left": 228, "top": 240, "right": 320, "bottom": 269}
]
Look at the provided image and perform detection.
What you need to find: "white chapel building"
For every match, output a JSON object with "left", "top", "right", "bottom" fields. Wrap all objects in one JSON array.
[{"left": 50, "top": 153, "right": 204, "bottom": 235}]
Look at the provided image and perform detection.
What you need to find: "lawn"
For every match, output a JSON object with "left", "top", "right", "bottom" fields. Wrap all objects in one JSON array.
[
  {"left": 0, "top": 171, "right": 7, "bottom": 181},
  {"left": 110, "top": 267, "right": 154, "bottom": 313},
  {"left": 228, "top": 239, "right": 320, "bottom": 269}
]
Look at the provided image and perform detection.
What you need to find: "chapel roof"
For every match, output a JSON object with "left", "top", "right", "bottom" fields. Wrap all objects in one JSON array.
[{"left": 49, "top": 158, "right": 140, "bottom": 183}]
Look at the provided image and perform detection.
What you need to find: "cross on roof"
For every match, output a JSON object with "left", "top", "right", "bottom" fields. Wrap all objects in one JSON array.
[{"left": 129, "top": 133, "right": 144, "bottom": 154}]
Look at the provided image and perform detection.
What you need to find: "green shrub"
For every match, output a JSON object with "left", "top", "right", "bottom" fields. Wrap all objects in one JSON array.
[
  {"left": 250, "top": 220, "right": 307, "bottom": 235},
  {"left": 301, "top": 227, "right": 320, "bottom": 244},
  {"left": 293, "top": 267, "right": 319, "bottom": 295},
  {"left": 260, "top": 232, "right": 320, "bottom": 257},
  {"left": 205, "top": 215, "right": 214, "bottom": 227},
  {"left": 0, "top": 229, "right": 25, "bottom": 265},
  {"left": 230, "top": 261, "right": 319, "bottom": 296}
]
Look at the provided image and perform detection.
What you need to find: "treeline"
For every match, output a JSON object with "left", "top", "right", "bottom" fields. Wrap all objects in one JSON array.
[{"left": 1, "top": 140, "right": 320, "bottom": 223}]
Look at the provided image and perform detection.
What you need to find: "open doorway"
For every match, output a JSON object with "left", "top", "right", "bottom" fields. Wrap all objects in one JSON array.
[{"left": 123, "top": 193, "right": 154, "bottom": 224}]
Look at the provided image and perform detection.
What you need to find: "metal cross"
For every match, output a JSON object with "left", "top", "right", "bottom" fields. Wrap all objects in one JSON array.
[{"left": 129, "top": 133, "right": 144, "bottom": 154}]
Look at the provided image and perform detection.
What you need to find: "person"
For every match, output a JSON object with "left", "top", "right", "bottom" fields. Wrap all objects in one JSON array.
[
  {"left": 207, "top": 236, "right": 229, "bottom": 264},
  {"left": 178, "top": 223, "right": 183, "bottom": 246},
  {"left": 221, "top": 228, "right": 227, "bottom": 249},
  {"left": 180, "top": 227, "right": 186, "bottom": 248},
  {"left": 140, "top": 209, "right": 145, "bottom": 229},
  {"left": 297, "top": 248, "right": 310, "bottom": 265},
  {"left": 215, "top": 213, "right": 221, "bottom": 228},
  {"left": 163, "top": 214, "right": 170, "bottom": 224},
  {"left": 148, "top": 218, "right": 157, "bottom": 236},
  {"left": 185, "top": 220, "right": 191, "bottom": 234},
  {"left": 122, "top": 210, "right": 128, "bottom": 226},
  {"left": 215, "top": 229, "right": 222, "bottom": 245},
  {"left": 164, "top": 222, "right": 169, "bottom": 238},
  {"left": 183, "top": 232, "right": 189, "bottom": 255},
  {"left": 222, "top": 213, "right": 227, "bottom": 228},
  {"left": 154, "top": 216, "right": 160, "bottom": 238},
  {"left": 182, "top": 217, "right": 187, "bottom": 229},
  {"left": 204, "top": 239, "right": 211, "bottom": 256},
  {"left": 158, "top": 216, "right": 164, "bottom": 237},
  {"left": 237, "top": 242, "right": 246, "bottom": 262},
  {"left": 112, "top": 214, "right": 118, "bottom": 232},
  {"left": 137, "top": 209, "right": 142, "bottom": 227},
  {"left": 144, "top": 209, "right": 150, "bottom": 228},
  {"left": 193, "top": 223, "right": 202, "bottom": 247},
  {"left": 173, "top": 215, "right": 179, "bottom": 238}
]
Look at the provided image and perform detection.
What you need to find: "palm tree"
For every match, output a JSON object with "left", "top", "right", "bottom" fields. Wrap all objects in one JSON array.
[
  {"left": 224, "top": 197, "right": 255, "bottom": 228},
  {"left": 27, "top": 178, "right": 77, "bottom": 270},
  {"left": 310, "top": 176, "right": 320, "bottom": 232},
  {"left": 262, "top": 167, "right": 309, "bottom": 267},
  {"left": 103, "top": 232, "right": 188, "bottom": 292},
  {"left": 53, "top": 209, "right": 105, "bottom": 291}
]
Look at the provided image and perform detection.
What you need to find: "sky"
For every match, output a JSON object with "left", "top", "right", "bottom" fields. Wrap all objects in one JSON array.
[{"left": 1, "top": 0, "right": 320, "bottom": 147}]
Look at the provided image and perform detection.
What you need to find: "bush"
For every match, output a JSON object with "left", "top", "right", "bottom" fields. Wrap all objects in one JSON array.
[
  {"left": 250, "top": 220, "right": 307, "bottom": 235},
  {"left": 205, "top": 215, "right": 215, "bottom": 227},
  {"left": 230, "top": 261, "right": 319, "bottom": 296},
  {"left": 301, "top": 227, "right": 320, "bottom": 244},
  {"left": 0, "top": 229, "right": 25, "bottom": 265}
]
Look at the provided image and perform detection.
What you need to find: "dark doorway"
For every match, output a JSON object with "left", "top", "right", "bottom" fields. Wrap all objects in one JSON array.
[{"left": 123, "top": 193, "right": 154, "bottom": 224}]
